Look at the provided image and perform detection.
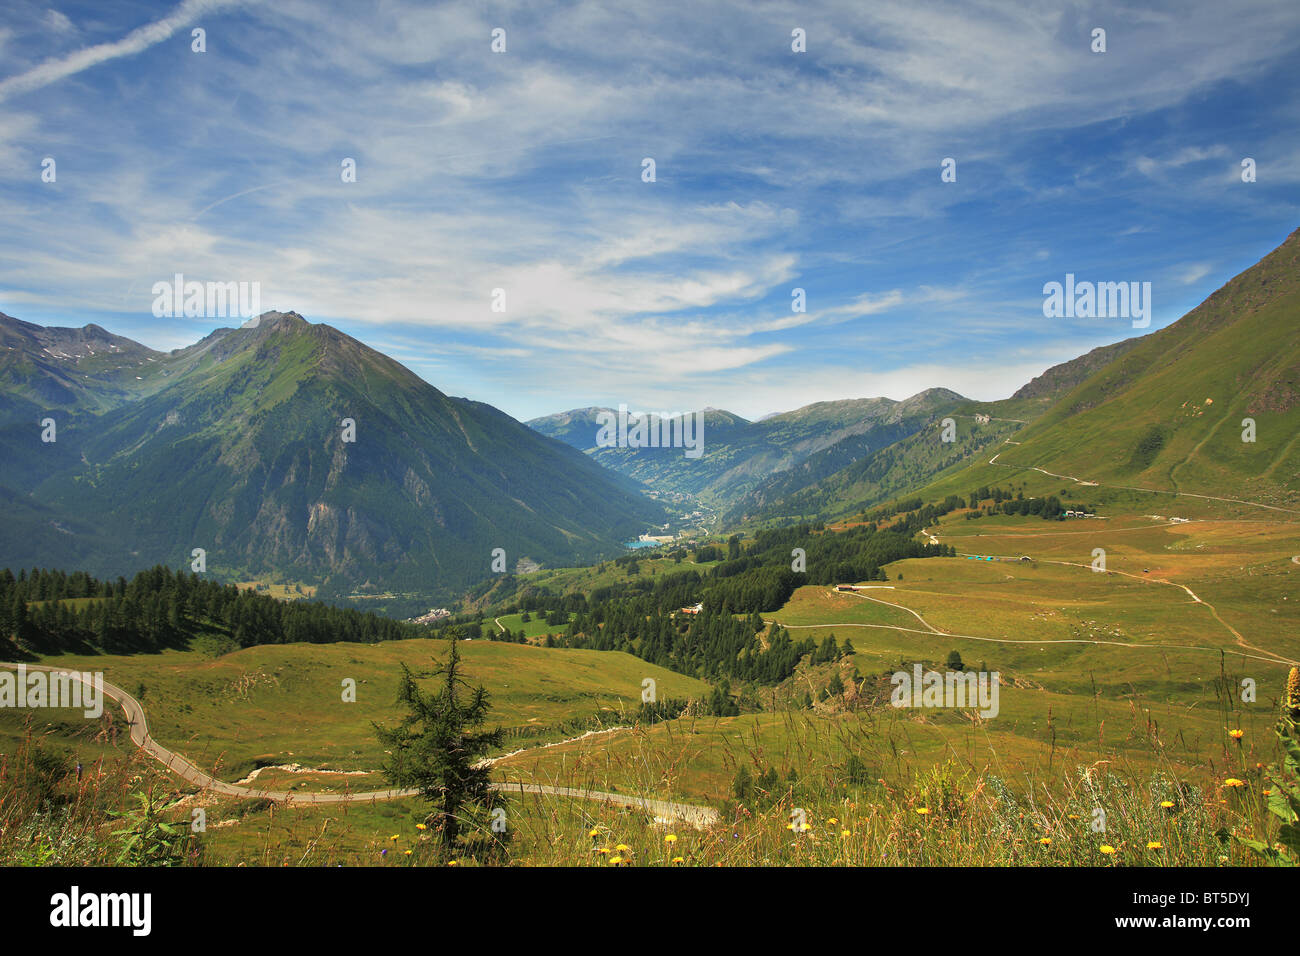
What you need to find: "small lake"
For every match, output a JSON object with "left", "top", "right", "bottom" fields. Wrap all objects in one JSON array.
[{"left": 623, "top": 539, "right": 663, "bottom": 549}]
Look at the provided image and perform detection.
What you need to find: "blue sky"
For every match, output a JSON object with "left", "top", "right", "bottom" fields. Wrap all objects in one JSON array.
[{"left": 1, "top": 0, "right": 1297, "bottom": 421}]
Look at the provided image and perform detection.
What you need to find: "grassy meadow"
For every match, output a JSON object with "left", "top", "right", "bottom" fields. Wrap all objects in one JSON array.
[
  {"left": 3, "top": 487, "right": 1296, "bottom": 867},
  {"left": 1, "top": 640, "right": 708, "bottom": 784}
]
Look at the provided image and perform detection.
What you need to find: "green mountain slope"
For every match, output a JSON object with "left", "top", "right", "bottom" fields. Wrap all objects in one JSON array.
[
  {"left": 1, "top": 311, "right": 663, "bottom": 596},
  {"left": 1010, "top": 337, "right": 1143, "bottom": 400},
  {"left": 0, "top": 312, "right": 164, "bottom": 412},
  {"left": 727, "top": 405, "right": 1027, "bottom": 525},
  {"left": 989, "top": 227, "right": 1300, "bottom": 507},
  {"left": 716, "top": 229, "right": 1300, "bottom": 526}
]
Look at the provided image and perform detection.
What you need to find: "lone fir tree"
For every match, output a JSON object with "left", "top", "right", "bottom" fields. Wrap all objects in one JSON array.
[{"left": 375, "top": 637, "right": 503, "bottom": 851}]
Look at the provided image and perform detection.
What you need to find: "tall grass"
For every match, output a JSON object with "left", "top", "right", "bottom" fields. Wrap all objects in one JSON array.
[
  {"left": 479, "top": 710, "right": 1263, "bottom": 867},
  {"left": 5, "top": 679, "right": 1291, "bottom": 867},
  {"left": 194, "top": 702, "right": 1283, "bottom": 867},
  {"left": 0, "top": 721, "right": 200, "bottom": 865}
]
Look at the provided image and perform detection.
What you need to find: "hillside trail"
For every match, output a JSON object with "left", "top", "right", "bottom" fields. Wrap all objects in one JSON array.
[
  {"left": 987, "top": 441, "right": 1300, "bottom": 515},
  {"left": 1034, "top": 557, "right": 1275, "bottom": 664},
  {"left": 771, "top": 589, "right": 1296, "bottom": 667},
  {"left": 0, "top": 663, "right": 719, "bottom": 828},
  {"left": 1169, "top": 409, "right": 1236, "bottom": 490},
  {"left": 1008, "top": 555, "right": 1285, "bottom": 665},
  {"left": 902, "top": 441, "right": 1298, "bottom": 664}
]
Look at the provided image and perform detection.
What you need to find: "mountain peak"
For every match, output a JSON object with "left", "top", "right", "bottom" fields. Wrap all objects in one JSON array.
[
  {"left": 0, "top": 308, "right": 664, "bottom": 593},
  {"left": 908, "top": 387, "right": 967, "bottom": 402},
  {"left": 247, "top": 310, "right": 308, "bottom": 330}
]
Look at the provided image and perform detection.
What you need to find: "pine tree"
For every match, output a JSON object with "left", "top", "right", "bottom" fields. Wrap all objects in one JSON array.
[
  {"left": 732, "top": 763, "right": 753, "bottom": 802},
  {"left": 374, "top": 638, "right": 503, "bottom": 852},
  {"left": 9, "top": 592, "right": 27, "bottom": 647}
]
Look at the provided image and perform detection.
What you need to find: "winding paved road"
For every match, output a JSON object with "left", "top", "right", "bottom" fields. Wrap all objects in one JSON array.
[{"left": 1, "top": 663, "right": 719, "bottom": 827}]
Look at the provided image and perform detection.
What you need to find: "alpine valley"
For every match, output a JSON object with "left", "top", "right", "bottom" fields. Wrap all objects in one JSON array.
[
  {"left": 2, "top": 228, "right": 1298, "bottom": 873},
  {"left": 4, "top": 229, "right": 1298, "bottom": 612}
]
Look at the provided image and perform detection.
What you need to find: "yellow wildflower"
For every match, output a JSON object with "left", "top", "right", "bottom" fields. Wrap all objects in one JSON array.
[{"left": 1286, "top": 667, "right": 1300, "bottom": 724}]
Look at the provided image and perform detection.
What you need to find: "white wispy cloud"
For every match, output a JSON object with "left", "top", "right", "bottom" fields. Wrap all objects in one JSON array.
[
  {"left": 1174, "top": 262, "right": 1213, "bottom": 285},
  {"left": 0, "top": 0, "right": 251, "bottom": 102},
  {"left": 1, "top": 0, "right": 1297, "bottom": 420}
]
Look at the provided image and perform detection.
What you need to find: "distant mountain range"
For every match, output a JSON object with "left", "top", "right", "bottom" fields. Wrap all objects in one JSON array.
[
  {"left": 4, "top": 227, "right": 1294, "bottom": 601},
  {"left": 531, "top": 226, "right": 1300, "bottom": 524},
  {"left": 0, "top": 311, "right": 663, "bottom": 598},
  {"left": 529, "top": 389, "right": 968, "bottom": 509},
  {"left": 720, "top": 337, "right": 1162, "bottom": 525},
  {"left": 527, "top": 358, "right": 1136, "bottom": 524}
]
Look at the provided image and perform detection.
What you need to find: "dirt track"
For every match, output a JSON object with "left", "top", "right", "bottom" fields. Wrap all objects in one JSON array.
[{"left": 0, "top": 663, "right": 719, "bottom": 827}]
